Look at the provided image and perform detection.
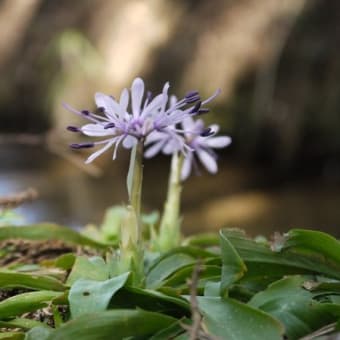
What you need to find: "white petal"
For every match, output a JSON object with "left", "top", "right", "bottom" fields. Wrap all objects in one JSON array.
[
  {"left": 205, "top": 136, "right": 232, "bottom": 148},
  {"left": 181, "top": 116, "right": 195, "bottom": 132},
  {"left": 85, "top": 140, "right": 115, "bottom": 163},
  {"left": 119, "top": 88, "right": 129, "bottom": 112},
  {"left": 145, "top": 131, "right": 165, "bottom": 144},
  {"left": 208, "top": 124, "right": 220, "bottom": 134},
  {"left": 181, "top": 153, "right": 193, "bottom": 180},
  {"left": 169, "top": 95, "right": 178, "bottom": 108},
  {"left": 81, "top": 124, "right": 114, "bottom": 136},
  {"left": 122, "top": 135, "right": 137, "bottom": 149},
  {"left": 161, "top": 82, "right": 170, "bottom": 112},
  {"left": 142, "top": 94, "right": 164, "bottom": 117},
  {"left": 144, "top": 140, "right": 166, "bottom": 158},
  {"left": 131, "top": 78, "right": 144, "bottom": 117},
  {"left": 95, "top": 93, "right": 122, "bottom": 118},
  {"left": 197, "top": 148, "right": 218, "bottom": 174},
  {"left": 163, "top": 139, "right": 178, "bottom": 154}
]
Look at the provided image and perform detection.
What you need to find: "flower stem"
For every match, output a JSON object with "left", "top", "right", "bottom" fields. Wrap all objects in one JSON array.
[
  {"left": 120, "top": 141, "right": 144, "bottom": 285},
  {"left": 129, "top": 141, "right": 144, "bottom": 243},
  {"left": 157, "top": 152, "right": 183, "bottom": 251}
]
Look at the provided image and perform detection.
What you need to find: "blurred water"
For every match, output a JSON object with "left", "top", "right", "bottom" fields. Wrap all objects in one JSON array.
[{"left": 1, "top": 145, "right": 340, "bottom": 237}]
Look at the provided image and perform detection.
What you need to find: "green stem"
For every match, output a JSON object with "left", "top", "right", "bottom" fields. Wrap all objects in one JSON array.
[
  {"left": 119, "top": 141, "right": 144, "bottom": 285},
  {"left": 128, "top": 141, "right": 144, "bottom": 244},
  {"left": 157, "top": 152, "right": 184, "bottom": 251}
]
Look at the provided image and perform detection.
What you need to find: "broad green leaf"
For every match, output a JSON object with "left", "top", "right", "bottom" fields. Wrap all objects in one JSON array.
[
  {"left": 66, "top": 256, "right": 109, "bottom": 286},
  {"left": 220, "top": 230, "right": 247, "bottom": 294},
  {"left": 0, "top": 291, "right": 63, "bottom": 319},
  {"left": 197, "top": 296, "right": 283, "bottom": 340},
  {"left": 221, "top": 229, "right": 340, "bottom": 280},
  {"left": 149, "top": 319, "right": 187, "bottom": 340},
  {"left": 54, "top": 253, "right": 76, "bottom": 270},
  {"left": 0, "top": 317, "right": 50, "bottom": 330},
  {"left": 0, "top": 271, "right": 65, "bottom": 291},
  {"left": 45, "top": 309, "right": 177, "bottom": 340},
  {"left": 146, "top": 253, "right": 196, "bottom": 289},
  {"left": 184, "top": 233, "right": 220, "bottom": 248},
  {"left": 69, "top": 272, "right": 130, "bottom": 318},
  {"left": 0, "top": 224, "right": 107, "bottom": 249},
  {"left": 25, "top": 326, "right": 53, "bottom": 340},
  {"left": 0, "top": 333, "right": 24, "bottom": 340},
  {"left": 111, "top": 286, "right": 190, "bottom": 317},
  {"left": 238, "top": 262, "right": 312, "bottom": 295},
  {"left": 146, "top": 246, "right": 215, "bottom": 289},
  {"left": 100, "top": 206, "right": 126, "bottom": 243},
  {"left": 204, "top": 281, "right": 221, "bottom": 297},
  {"left": 249, "top": 276, "right": 340, "bottom": 339},
  {"left": 282, "top": 229, "right": 340, "bottom": 263},
  {"left": 161, "top": 264, "right": 220, "bottom": 292}
]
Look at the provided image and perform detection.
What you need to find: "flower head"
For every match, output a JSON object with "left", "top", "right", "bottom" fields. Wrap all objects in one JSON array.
[
  {"left": 180, "top": 117, "right": 231, "bottom": 180},
  {"left": 65, "top": 77, "right": 216, "bottom": 163}
]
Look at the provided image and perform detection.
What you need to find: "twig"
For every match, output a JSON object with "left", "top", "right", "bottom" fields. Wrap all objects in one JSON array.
[
  {"left": 188, "top": 261, "right": 203, "bottom": 340},
  {"left": 0, "top": 131, "right": 102, "bottom": 177},
  {"left": 0, "top": 187, "right": 38, "bottom": 209},
  {"left": 182, "top": 261, "right": 219, "bottom": 340},
  {"left": 299, "top": 322, "right": 338, "bottom": 340}
]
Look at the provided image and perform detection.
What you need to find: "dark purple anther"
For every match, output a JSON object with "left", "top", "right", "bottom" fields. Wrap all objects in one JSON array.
[
  {"left": 146, "top": 91, "right": 153, "bottom": 102},
  {"left": 104, "top": 122, "right": 115, "bottom": 129},
  {"left": 81, "top": 110, "right": 90, "bottom": 116},
  {"left": 185, "top": 90, "right": 200, "bottom": 104},
  {"left": 67, "top": 126, "right": 80, "bottom": 132},
  {"left": 189, "top": 101, "right": 202, "bottom": 114},
  {"left": 198, "top": 108, "right": 210, "bottom": 115},
  {"left": 70, "top": 142, "right": 95, "bottom": 149},
  {"left": 97, "top": 107, "right": 105, "bottom": 113},
  {"left": 200, "top": 128, "right": 214, "bottom": 137}
]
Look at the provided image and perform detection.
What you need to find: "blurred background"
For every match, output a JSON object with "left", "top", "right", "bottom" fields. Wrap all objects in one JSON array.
[{"left": 0, "top": 0, "right": 340, "bottom": 236}]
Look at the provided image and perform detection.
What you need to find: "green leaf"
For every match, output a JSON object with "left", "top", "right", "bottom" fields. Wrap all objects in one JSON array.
[
  {"left": 69, "top": 272, "right": 130, "bottom": 318},
  {"left": 204, "top": 281, "right": 221, "bottom": 297},
  {"left": 66, "top": 256, "right": 109, "bottom": 286},
  {"left": 146, "top": 247, "right": 215, "bottom": 289},
  {"left": 54, "top": 254, "right": 76, "bottom": 271},
  {"left": 219, "top": 230, "right": 247, "bottom": 294},
  {"left": 0, "top": 333, "right": 25, "bottom": 340},
  {"left": 282, "top": 229, "right": 340, "bottom": 264},
  {"left": 45, "top": 309, "right": 177, "bottom": 340},
  {"left": 149, "top": 319, "right": 187, "bottom": 340},
  {"left": 146, "top": 253, "right": 196, "bottom": 289},
  {"left": 111, "top": 286, "right": 190, "bottom": 317},
  {"left": 197, "top": 296, "right": 283, "bottom": 340},
  {"left": 221, "top": 229, "right": 340, "bottom": 280},
  {"left": 0, "top": 224, "right": 107, "bottom": 250},
  {"left": 184, "top": 233, "right": 220, "bottom": 248},
  {"left": 161, "top": 264, "right": 221, "bottom": 292},
  {"left": 25, "top": 326, "right": 53, "bottom": 340},
  {"left": 0, "top": 317, "right": 50, "bottom": 330},
  {"left": 0, "top": 271, "right": 65, "bottom": 291},
  {"left": 100, "top": 206, "right": 127, "bottom": 243},
  {"left": 0, "top": 291, "right": 63, "bottom": 319},
  {"left": 249, "top": 276, "right": 340, "bottom": 339}
]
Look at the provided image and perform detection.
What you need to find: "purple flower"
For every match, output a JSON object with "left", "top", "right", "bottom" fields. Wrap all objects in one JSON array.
[
  {"left": 180, "top": 117, "right": 231, "bottom": 180},
  {"left": 145, "top": 114, "right": 231, "bottom": 180},
  {"left": 65, "top": 77, "right": 215, "bottom": 163}
]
